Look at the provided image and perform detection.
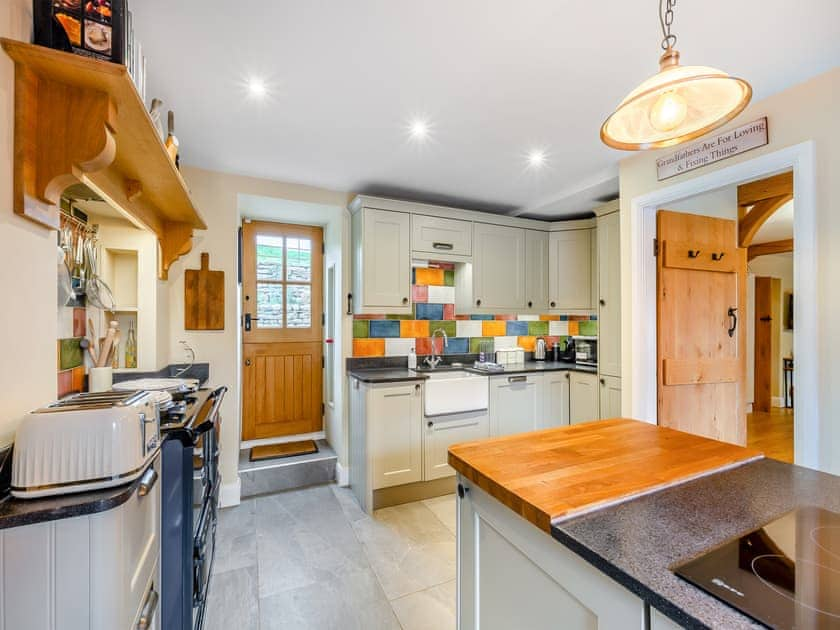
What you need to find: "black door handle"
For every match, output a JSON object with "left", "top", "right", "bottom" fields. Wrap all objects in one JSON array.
[
  {"left": 727, "top": 307, "right": 738, "bottom": 338},
  {"left": 244, "top": 313, "right": 257, "bottom": 331},
  {"left": 760, "top": 316, "right": 772, "bottom": 322},
  {"left": 346, "top": 293, "right": 353, "bottom": 315}
]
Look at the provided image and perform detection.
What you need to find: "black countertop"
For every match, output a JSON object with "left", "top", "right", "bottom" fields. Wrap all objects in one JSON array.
[
  {"left": 0, "top": 389, "right": 212, "bottom": 531},
  {"left": 551, "top": 458, "right": 840, "bottom": 629},
  {"left": 348, "top": 360, "right": 596, "bottom": 383}
]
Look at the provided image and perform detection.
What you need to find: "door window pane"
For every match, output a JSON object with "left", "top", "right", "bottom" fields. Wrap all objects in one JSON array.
[
  {"left": 257, "top": 283, "right": 284, "bottom": 328},
  {"left": 256, "top": 235, "right": 284, "bottom": 281},
  {"left": 286, "top": 238, "right": 312, "bottom": 282},
  {"left": 286, "top": 285, "right": 311, "bottom": 328}
]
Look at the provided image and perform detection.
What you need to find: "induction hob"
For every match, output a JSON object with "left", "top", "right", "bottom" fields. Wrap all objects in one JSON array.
[{"left": 674, "top": 506, "right": 840, "bottom": 629}]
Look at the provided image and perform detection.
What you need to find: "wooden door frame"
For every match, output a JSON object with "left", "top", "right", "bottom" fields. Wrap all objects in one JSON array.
[{"left": 627, "top": 141, "right": 817, "bottom": 469}]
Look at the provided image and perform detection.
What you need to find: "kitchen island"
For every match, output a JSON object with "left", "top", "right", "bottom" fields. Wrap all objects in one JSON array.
[{"left": 447, "top": 418, "right": 822, "bottom": 629}]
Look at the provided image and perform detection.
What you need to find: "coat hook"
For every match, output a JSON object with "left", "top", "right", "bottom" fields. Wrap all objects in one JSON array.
[
  {"left": 712, "top": 252, "right": 726, "bottom": 261},
  {"left": 688, "top": 249, "right": 701, "bottom": 258}
]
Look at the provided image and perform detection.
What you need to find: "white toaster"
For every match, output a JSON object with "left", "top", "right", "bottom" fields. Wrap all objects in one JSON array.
[{"left": 12, "top": 391, "right": 160, "bottom": 499}]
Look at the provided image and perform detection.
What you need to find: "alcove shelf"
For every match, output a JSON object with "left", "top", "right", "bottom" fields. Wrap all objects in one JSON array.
[{"left": 1, "top": 38, "right": 206, "bottom": 279}]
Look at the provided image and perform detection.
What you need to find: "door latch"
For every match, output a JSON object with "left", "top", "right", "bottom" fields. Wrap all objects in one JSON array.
[
  {"left": 244, "top": 313, "right": 258, "bottom": 331},
  {"left": 727, "top": 307, "right": 738, "bottom": 338}
]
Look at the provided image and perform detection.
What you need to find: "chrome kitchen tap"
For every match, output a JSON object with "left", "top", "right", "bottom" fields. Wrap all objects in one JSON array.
[{"left": 424, "top": 328, "right": 449, "bottom": 369}]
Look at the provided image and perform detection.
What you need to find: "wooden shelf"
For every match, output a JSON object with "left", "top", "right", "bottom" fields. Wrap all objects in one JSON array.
[{"left": 0, "top": 39, "right": 206, "bottom": 278}]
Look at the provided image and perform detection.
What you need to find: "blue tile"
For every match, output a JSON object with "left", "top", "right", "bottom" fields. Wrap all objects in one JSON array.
[
  {"left": 560, "top": 315, "right": 569, "bottom": 321},
  {"left": 506, "top": 320, "right": 529, "bottom": 336},
  {"left": 443, "top": 337, "right": 469, "bottom": 354},
  {"left": 470, "top": 314, "right": 494, "bottom": 320},
  {"left": 415, "top": 303, "right": 444, "bottom": 320},
  {"left": 590, "top": 315, "right": 598, "bottom": 321},
  {"left": 369, "top": 320, "right": 401, "bottom": 338}
]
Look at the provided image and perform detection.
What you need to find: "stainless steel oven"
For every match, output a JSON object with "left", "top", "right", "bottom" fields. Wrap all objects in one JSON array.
[{"left": 573, "top": 336, "right": 598, "bottom": 367}]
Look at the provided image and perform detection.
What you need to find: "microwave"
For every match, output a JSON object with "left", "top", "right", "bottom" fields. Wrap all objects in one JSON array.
[{"left": 573, "top": 336, "right": 598, "bottom": 367}]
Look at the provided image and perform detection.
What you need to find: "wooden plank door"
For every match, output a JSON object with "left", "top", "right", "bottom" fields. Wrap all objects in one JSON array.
[
  {"left": 241, "top": 221, "right": 323, "bottom": 440},
  {"left": 657, "top": 210, "right": 747, "bottom": 445},
  {"left": 754, "top": 276, "right": 780, "bottom": 412}
]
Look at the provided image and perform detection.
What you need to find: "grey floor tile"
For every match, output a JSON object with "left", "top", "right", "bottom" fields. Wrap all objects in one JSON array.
[
  {"left": 204, "top": 566, "right": 259, "bottom": 630},
  {"left": 422, "top": 494, "right": 457, "bottom": 536},
  {"left": 391, "top": 579, "right": 456, "bottom": 630}
]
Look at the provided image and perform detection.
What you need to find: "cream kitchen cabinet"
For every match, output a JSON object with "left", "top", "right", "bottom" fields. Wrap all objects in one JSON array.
[
  {"left": 351, "top": 207, "right": 412, "bottom": 314},
  {"left": 489, "top": 373, "right": 544, "bottom": 436},
  {"left": 569, "top": 371, "right": 600, "bottom": 424},
  {"left": 549, "top": 228, "right": 594, "bottom": 312},
  {"left": 472, "top": 222, "right": 526, "bottom": 311},
  {"left": 457, "top": 477, "right": 648, "bottom": 630},
  {"left": 525, "top": 229, "right": 550, "bottom": 312},
  {"left": 597, "top": 207, "right": 621, "bottom": 378},
  {"left": 599, "top": 375, "right": 622, "bottom": 419},
  {"left": 424, "top": 410, "right": 489, "bottom": 481},
  {"left": 542, "top": 370, "right": 571, "bottom": 428},
  {"left": 349, "top": 379, "right": 423, "bottom": 512},
  {"left": 411, "top": 214, "right": 472, "bottom": 257}
]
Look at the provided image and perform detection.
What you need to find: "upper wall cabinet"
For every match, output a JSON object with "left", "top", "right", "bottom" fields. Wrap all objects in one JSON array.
[
  {"left": 548, "top": 229, "right": 594, "bottom": 312},
  {"left": 472, "top": 223, "right": 526, "bottom": 312},
  {"left": 525, "top": 230, "right": 549, "bottom": 312},
  {"left": 352, "top": 207, "right": 412, "bottom": 314},
  {"left": 411, "top": 215, "right": 472, "bottom": 258},
  {"left": 597, "top": 209, "right": 621, "bottom": 377},
  {"left": 0, "top": 39, "right": 206, "bottom": 279}
]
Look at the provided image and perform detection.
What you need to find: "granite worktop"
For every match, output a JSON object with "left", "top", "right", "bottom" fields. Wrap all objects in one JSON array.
[
  {"left": 551, "top": 457, "right": 840, "bottom": 629},
  {"left": 348, "top": 359, "right": 596, "bottom": 383}
]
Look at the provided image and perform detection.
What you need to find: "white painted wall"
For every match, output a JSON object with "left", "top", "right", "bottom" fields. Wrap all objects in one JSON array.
[
  {"left": 663, "top": 186, "right": 738, "bottom": 220},
  {"left": 0, "top": 0, "right": 57, "bottom": 446},
  {"left": 620, "top": 67, "right": 840, "bottom": 473},
  {"left": 170, "top": 167, "right": 352, "bottom": 504}
]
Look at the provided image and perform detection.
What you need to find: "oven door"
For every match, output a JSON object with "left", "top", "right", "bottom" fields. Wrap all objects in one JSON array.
[{"left": 192, "top": 496, "right": 216, "bottom": 629}]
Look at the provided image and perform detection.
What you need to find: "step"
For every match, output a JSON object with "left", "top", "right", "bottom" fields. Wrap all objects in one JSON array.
[{"left": 238, "top": 440, "right": 337, "bottom": 498}]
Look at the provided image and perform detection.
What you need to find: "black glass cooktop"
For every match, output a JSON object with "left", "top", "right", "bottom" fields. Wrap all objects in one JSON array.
[{"left": 675, "top": 506, "right": 840, "bottom": 629}]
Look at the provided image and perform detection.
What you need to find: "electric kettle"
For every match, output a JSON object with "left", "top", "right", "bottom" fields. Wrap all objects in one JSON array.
[{"left": 534, "top": 337, "right": 547, "bottom": 361}]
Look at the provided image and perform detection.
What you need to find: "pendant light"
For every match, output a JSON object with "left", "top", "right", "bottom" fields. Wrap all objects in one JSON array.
[{"left": 600, "top": 0, "right": 752, "bottom": 150}]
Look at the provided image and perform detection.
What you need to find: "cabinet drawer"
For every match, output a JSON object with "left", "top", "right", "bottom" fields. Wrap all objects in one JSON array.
[{"left": 411, "top": 214, "right": 472, "bottom": 256}]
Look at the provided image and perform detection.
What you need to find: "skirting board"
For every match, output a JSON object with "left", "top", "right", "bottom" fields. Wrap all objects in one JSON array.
[
  {"left": 219, "top": 476, "right": 241, "bottom": 508},
  {"left": 336, "top": 461, "right": 349, "bottom": 487}
]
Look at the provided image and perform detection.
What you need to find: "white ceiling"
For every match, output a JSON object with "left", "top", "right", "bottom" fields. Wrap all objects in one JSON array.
[{"left": 133, "top": 1, "right": 840, "bottom": 219}]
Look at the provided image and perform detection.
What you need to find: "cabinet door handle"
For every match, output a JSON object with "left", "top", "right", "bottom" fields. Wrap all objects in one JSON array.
[
  {"left": 427, "top": 421, "right": 434, "bottom": 428},
  {"left": 527, "top": 301, "right": 533, "bottom": 308},
  {"left": 402, "top": 297, "right": 409, "bottom": 305},
  {"left": 415, "top": 383, "right": 421, "bottom": 393},
  {"left": 599, "top": 298, "right": 606, "bottom": 306},
  {"left": 550, "top": 301, "right": 556, "bottom": 308},
  {"left": 476, "top": 299, "right": 482, "bottom": 307},
  {"left": 457, "top": 483, "right": 470, "bottom": 499},
  {"left": 433, "top": 242, "right": 454, "bottom": 250},
  {"left": 508, "top": 375, "right": 527, "bottom": 383},
  {"left": 346, "top": 293, "right": 353, "bottom": 315},
  {"left": 600, "top": 378, "right": 606, "bottom": 386}
]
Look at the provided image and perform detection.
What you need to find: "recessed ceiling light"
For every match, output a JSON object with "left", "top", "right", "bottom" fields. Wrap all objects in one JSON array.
[
  {"left": 408, "top": 118, "right": 430, "bottom": 141},
  {"left": 527, "top": 149, "right": 547, "bottom": 169},
  {"left": 247, "top": 77, "right": 267, "bottom": 98}
]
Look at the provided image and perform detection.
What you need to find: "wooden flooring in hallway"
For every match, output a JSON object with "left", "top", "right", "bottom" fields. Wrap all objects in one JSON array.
[{"left": 747, "top": 407, "right": 794, "bottom": 463}]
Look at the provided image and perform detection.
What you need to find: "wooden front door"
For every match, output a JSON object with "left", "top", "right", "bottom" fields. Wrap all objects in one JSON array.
[
  {"left": 657, "top": 210, "right": 747, "bottom": 445},
  {"left": 754, "top": 276, "right": 780, "bottom": 412},
  {"left": 241, "top": 221, "right": 323, "bottom": 440}
]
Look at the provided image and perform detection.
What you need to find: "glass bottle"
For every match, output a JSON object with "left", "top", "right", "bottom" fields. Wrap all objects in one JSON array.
[{"left": 124, "top": 319, "right": 137, "bottom": 369}]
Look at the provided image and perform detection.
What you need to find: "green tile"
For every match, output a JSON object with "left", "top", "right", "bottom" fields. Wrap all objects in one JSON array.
[
  {"left": 444, "top": 270, "right": 455, "bottom": 287},
  {"left": 430, "top": 320, "right": 456, "bottom": 337},
  {"left": 579, "top": 320, "right": 598, "bottom": 336},
  {"left": 353, "top": 320, "right": 369, "bottom": 338},
  {"left": 469, "top": 337, "right": 494, "bottom": 354},
  {"left": 59, "top": 337, "right": 83, "bottom": 370},
  {"left": 528, "top": 321, "right": 549, "bottom": 336},
  {"left": 385, "top": 314, "right": 413, "bottom": 320}
]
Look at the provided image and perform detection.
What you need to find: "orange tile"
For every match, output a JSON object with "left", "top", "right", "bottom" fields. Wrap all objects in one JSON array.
[
  {"left": 400, "top": 320, "right": 430, "bottom": 338},
  {"left": 353, "top": 339, "right": 385, "bottom": 357},
  {"left": 540, "top": 314, "right": 560, "bottom": 321},
  {"left": 568, "top": 321, "right": 580, "bottom": 336},
  {"left": 482, "top": 320, "right": 507, "bottom": 337},
  {"left": 415, "top": 268, "right": 445, "bottom": 286},
  {"left": 517, "top": 336, "right": 536, "bottom": 352}
]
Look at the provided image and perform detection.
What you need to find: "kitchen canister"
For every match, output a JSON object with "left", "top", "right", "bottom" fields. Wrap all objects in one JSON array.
[{"left": 88, "top": 366, "right": 113, "bottom": 393}]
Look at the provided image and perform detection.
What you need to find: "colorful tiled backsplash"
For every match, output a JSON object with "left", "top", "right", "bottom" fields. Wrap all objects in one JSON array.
[{"left": 352, "top": 262, "right": 597, "bottom": 357}]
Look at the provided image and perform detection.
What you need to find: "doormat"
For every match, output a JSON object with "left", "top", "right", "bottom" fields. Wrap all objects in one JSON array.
[{"left": 250, "top": 440, "right": 319, "bottom": 462}]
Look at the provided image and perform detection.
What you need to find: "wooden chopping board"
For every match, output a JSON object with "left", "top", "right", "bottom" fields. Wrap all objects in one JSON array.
[{"left": 185, "top": 252, "right": 224, "bottom": 330}]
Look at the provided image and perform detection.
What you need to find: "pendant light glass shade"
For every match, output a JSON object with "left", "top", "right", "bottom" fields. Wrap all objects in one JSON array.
[{"left": 600, "top": 50, "right": 752, "bottom": 150}]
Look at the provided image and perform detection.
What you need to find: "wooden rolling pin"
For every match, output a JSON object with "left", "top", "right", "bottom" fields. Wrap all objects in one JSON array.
[{"left": 97, "top": 321, "right": 119, "bottom": 368}]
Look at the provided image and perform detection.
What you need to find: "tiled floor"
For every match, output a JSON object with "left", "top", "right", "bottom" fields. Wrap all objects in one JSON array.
[{"left": 206, "top": 484, "right": 457, "bottom": 630}]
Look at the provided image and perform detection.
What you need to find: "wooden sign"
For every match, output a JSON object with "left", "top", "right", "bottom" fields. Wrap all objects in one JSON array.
[{"left": 656, "top": 117, "right": 769, "bottom": 181}]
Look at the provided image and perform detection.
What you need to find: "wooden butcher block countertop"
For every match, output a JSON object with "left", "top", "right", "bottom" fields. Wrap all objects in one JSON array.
[{"left": 447, "top": 418, "right": 763, "bottom": 532}]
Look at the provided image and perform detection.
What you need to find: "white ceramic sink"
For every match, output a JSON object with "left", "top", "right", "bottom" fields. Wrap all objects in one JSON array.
[{"left": 423, "top": 370, "right": 489, "bottom": 416}]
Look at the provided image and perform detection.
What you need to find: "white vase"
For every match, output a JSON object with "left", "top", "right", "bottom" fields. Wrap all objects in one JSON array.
[{"left": 88, "top": 367, "right": 113, "bottom": 393}]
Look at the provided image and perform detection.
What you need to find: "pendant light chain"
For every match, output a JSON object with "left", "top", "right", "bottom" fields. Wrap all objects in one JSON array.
[{"left": 659, "top": 0, "right": 677, "bottom": 50}]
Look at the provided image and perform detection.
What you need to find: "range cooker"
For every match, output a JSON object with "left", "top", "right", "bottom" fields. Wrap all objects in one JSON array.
[
  {"left": 159, "top": 386, "right": 227, "bottom": 630},
  {"left": 675, "top": 505, "right": 840, "bottom": 629}
]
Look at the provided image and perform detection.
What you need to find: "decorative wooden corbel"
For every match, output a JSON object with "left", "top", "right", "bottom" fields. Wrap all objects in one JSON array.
[
  {"left": 159, "top": 221, "right": 194, "bottom": 280},
  {"left": 14, "top": 65, "right": 117, "bottom": 229}
]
